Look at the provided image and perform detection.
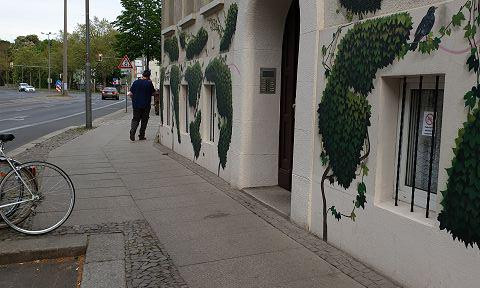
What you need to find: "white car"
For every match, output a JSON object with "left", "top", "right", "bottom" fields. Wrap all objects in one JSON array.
[
  {"left": 18, "top": 83, "right": 29, "bottom": 92},
  {"left": 24, "top": 85, "right": 36, "bottom": 93}
]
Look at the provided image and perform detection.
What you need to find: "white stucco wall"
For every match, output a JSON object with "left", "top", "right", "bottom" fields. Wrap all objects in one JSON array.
[{"left": 307, "top": 2, "right": 480, "bottom": 288}]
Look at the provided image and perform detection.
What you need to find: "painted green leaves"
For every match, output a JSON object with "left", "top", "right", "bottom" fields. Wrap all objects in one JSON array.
[
  {"left": 438, "top": 109, "right": 480, "bottom": 249},
  {"left": 205, "top": 58, "right": 233, "bottom": 171},
  {"left": 189, "top": 111, "right": 202, "bottom": 160},
  {"left": 185, "top": 62, "right": 204, "bottom": 109},
  {"left": 170, "top": 65, "right": 181, "bottom": 143},
  {"left": 219, "top": 3, "right": 238, "bottom": 52},
  {"left": 318, "top": 13, "right": 413, "bottom": 189},
  {"left": 185, "top": 62, "right": 204, "bottom": 160},
  {"left": 164, "top": 36, "right": 179, "bottom": 62},
  {"left": 339, "top": 0, "right": 382, "bottom": 17},
  {"left": 186, "top": 28, "right": 208, "bottom": 60}
]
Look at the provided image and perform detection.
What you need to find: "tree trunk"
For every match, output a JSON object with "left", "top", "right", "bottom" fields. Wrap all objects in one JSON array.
[{"left": 146, "top": 54, "right": 150, "bottom": 70}]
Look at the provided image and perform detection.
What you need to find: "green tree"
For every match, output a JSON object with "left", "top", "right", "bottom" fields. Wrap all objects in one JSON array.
[
  {"left": 114, "top": 0, "right": 162, "bottom": 69},
  {"left": 69, "top": 17, "right": 120, "bottom": 88},
  {"left": 0, "top": 40, "right": 12, "bottom": 85}
]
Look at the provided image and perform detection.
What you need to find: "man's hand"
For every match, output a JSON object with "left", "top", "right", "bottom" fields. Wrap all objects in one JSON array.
[{"left": 127, "top": 92, "right": 133, "bottom": 98}]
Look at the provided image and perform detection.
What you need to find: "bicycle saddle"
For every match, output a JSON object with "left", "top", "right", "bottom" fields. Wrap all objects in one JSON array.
[{"left": 0, "top": 134, "right": 15, "bottom": 142}]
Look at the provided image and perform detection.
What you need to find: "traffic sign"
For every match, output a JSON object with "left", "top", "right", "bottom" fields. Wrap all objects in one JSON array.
[
  {"left": 55, "top": 80, "right": 62, "bottom": 92},
  {"left": 118, "top": 55, "right": 133, "bottom": 69}
]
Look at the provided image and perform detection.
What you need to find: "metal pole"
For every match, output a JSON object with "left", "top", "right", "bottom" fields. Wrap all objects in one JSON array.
[
  {"left": 63, "top": 0, "right": 68, "bottom": 96},
  {"left": 85, "top": 0, "right": 92, "bottom": 128},
  {"left": 125, "top": 82, "right": 128, "bottom": 113},
  {"left": 48, "top": 33, "right": 51, "bottom": 92}
]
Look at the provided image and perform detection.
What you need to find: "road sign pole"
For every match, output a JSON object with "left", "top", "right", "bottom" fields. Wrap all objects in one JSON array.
[
  {"left": 85, "top": 0, "right": 92, "bottom": 128},
  {"left": 63, "top": 0, "right": 68, "bottom": 96},
  {"left": 125, "top": 82, "right": 128, "bottom": 113}
]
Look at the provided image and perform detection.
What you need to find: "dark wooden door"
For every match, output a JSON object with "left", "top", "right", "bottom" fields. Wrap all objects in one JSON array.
[{"left": 278, "top": 0, "right": 300, "bottom": 191}]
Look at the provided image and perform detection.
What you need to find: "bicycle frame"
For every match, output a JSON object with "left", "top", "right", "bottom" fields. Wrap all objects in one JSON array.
[{"left": 0, "top": 142, "right": 36, "bottom": 210}]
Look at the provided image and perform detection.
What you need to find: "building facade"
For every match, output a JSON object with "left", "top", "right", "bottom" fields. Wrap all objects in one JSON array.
[{"left": 158, "top": 1, "right": 480, "bottom": 287}]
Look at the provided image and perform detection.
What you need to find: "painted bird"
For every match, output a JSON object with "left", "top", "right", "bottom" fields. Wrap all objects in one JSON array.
[{"left": 410, "top": 6, "right": 438, "bottom": 51}]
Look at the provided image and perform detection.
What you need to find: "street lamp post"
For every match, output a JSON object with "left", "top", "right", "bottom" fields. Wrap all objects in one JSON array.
[
  {"left": 41, "top": 32, "right": 52, "bottom": 92},
  {"left": 63, "top": 0, "right": 68, "bottom": 96},
  {"left": 85, "top": 0, "right": 92, "bottom": 128}
]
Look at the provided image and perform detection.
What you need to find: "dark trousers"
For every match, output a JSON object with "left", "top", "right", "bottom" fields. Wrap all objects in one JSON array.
[{"left": 131, "top": 107, "right": 151, "bottom": 138}]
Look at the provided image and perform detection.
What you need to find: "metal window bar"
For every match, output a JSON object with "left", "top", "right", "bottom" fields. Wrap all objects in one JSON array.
[
  {"left": 210, "top": 86, "right": 215, "bottom": 142},
  {"left": 425, "top": 76, "right": 440, "bottom": 218},
  {"left": 395, "top": 77, "right": 408, "bottom": 206},
  {"left": 410, "top": 76, "right": 423, "bottom": 212},
  {"left": 166, "top": 87, "right": 171, "bottom": 126}
]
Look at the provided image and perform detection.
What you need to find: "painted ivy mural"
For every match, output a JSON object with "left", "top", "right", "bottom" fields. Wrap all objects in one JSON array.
[
  {"left": 164, "top": 35, "right": 179, "bottom": 62},
  {"left": 179, "top": 31, "right": 187, "bottom": 50},
  {"left": 185, "top": 62, "right": 204, "bottom": 159},
  {"left": 170, "top": 65, "right": 181, "bottom": 143},
  {"left": 414, "top": 0, "right": 480, "bottom": 249},
  {"left": 208, "top": 3, "right": 238, "bottom": 53},
  {"left": 186, "top": 28, "right": 209, "bottom": 60},
  {"left": 205, "top": 57, "right": 233, "bottom": 174},
  {"left": 220, "top": 3, "right": 238, "bottom": 52},
  {"left": 318, "top": 13, "right": 413, "bottom": 241}
]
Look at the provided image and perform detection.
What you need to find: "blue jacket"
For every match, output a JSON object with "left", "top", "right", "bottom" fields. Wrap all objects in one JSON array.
[{"left": 130, "top": 79, "right": 154, "bottom": 109}]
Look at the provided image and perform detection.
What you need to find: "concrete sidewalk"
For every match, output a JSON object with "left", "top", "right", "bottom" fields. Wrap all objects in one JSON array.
[{"left": 43, "top": 114, "right": 385, "bottom": 288}]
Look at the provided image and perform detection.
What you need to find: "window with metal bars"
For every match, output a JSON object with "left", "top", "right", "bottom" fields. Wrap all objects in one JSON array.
[
  {"left": 394, "top": 76, "right": 444, "bottom": 218},
  {"left": 209, "top": 85, "right": 216, "bottom": 142},
  {"left": 165, "top": 85, "right": 171, "bottom": 126},
  {"left": 184, "top": 85, "right": 189, "bottom": 133}
]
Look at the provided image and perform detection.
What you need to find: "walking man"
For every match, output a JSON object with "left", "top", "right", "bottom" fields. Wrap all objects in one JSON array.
[{"left": 128, "top": 70, "right": 155, "bottom": 141}]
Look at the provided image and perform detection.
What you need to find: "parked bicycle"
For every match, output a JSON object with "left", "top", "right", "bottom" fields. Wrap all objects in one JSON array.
[{"left": 0, "top": 134, "right": 75, "bottom": 235}]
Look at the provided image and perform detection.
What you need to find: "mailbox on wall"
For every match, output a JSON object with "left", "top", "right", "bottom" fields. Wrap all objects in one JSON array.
[{"left": 260, "top": 68, "right": 276, "bottom": 94}]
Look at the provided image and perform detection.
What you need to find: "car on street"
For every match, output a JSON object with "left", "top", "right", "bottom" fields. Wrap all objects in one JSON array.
[
  {"left": 101, "top": 87, "right": 119, "bottom": 100},
  {"left": 18, "top": 83, "right": 29, "bottom": 92},
  {"left": 24, "top": 85, "right": 36, "bottom": 93}
]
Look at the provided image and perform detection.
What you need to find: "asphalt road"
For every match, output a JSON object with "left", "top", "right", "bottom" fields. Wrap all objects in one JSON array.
[{"left": 0, "top": 89, "right": 131, "bottom": 152}]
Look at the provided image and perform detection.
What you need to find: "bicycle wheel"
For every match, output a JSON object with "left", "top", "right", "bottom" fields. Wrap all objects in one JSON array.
[
  {"left": 0, "top": 161, "right": 75, "bottom": 235},
  {"left": 0, "top": 167, "right": 33, "bottom": 228}
]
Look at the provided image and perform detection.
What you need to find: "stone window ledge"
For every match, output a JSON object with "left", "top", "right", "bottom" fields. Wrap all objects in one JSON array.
[
  {"left": 179, "top": 13, "right": 196, "bottom": 29},
  {"left": 376, "top": 200, "right": 437, "bottom": 228},
  {"left": 162, "top": 25, "right": 176, "bottom": 37},
  {"left": 200, "top": 0, "right": 224, "bottom": 17}
]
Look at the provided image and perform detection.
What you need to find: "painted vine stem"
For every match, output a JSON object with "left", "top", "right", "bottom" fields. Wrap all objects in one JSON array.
[{"left": 417, "top": 0, "right": 480, "bottom": 249}]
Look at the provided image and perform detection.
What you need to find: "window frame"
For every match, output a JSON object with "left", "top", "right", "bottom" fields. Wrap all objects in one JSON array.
[
  {"left": 394, "top": 77, "right": 445, "bottom": 212},
  {"left": 165, "top": 85, "right": 171, "bottom": 127}
]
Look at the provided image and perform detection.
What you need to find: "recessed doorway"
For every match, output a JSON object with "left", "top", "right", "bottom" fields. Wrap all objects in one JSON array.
[{"left": 278, "top": 0, "right": 300, "bottom": 191}]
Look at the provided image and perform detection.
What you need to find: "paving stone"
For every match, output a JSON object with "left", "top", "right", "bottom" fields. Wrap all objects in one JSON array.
[
  {"left": 85, "top": 233, "right": 125, "bottom": 263},
  {"left": 81, "top": 260, "right": 126, "bottom": 288}
]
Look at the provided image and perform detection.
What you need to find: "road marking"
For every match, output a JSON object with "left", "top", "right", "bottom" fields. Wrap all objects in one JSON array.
[
  {"left": 0, "top": 116, "right": 26, "bottom": 122},
  {"left": 0, "top": 100, "right": 126, "bottom": 133}
]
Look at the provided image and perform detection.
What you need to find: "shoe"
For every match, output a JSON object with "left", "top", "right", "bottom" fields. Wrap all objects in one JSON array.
[
  {"left": 139, "top": 136, "right": 147, "bottom": 141},
  {"left": 130, "top": 133, "right": 135, "bottom": 141}
]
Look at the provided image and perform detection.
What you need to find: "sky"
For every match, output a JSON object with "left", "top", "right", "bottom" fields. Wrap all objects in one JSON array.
[{"left": 0, "top": 0, "right": 123, "bottom": 42}]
